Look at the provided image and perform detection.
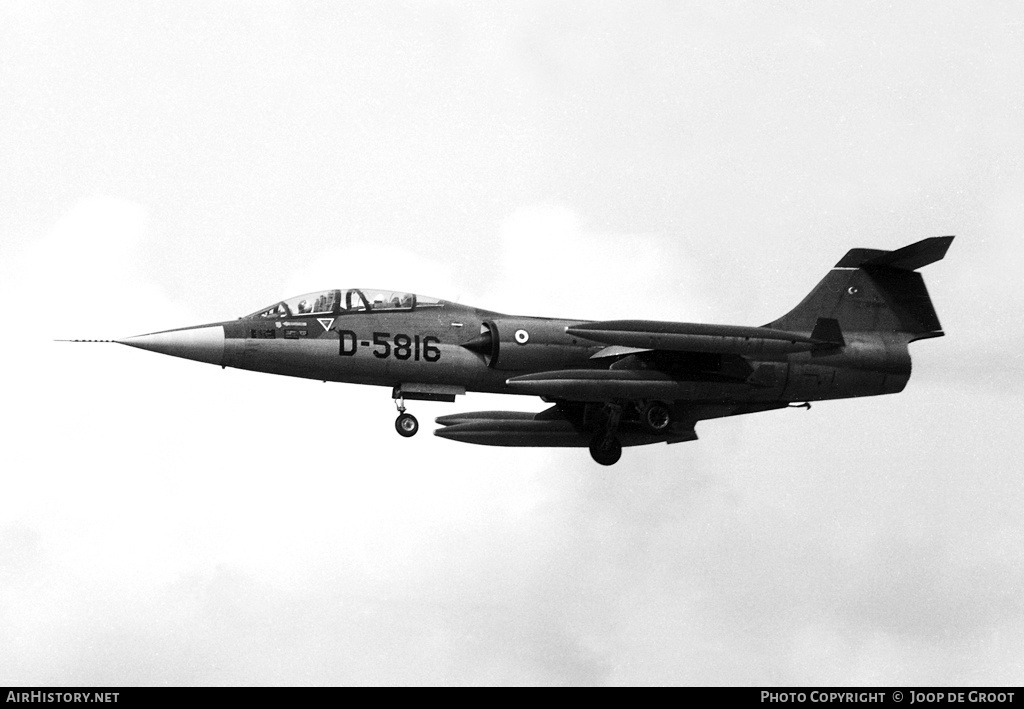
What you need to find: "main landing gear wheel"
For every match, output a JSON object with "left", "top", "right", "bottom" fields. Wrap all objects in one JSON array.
[
  {"left": 589, "top": 436, "right": 622, "bottom": 466},
  {"left": 395, "top": 412, "right": 419, "bottom": 437},
  {"left": 642, "top": 402, "right": 672, "bottom": 433}
]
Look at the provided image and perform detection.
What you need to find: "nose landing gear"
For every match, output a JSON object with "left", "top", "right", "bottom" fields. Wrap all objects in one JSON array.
[
  {"left": 390, "top": 384, "right": 464, "bottom": 438},
  {"left": 393, "top": 392, "right": 419, "bottom": 437}
]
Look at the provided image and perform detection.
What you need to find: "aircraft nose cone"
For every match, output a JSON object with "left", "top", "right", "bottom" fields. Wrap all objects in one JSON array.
[{"left": 117, "top": 325, "right": 226, "bottom": 366}]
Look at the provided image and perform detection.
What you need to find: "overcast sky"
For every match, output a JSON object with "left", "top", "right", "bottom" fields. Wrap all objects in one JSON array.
[{"left": 2, "top": 1, "right": 1023, "bottom": 686}]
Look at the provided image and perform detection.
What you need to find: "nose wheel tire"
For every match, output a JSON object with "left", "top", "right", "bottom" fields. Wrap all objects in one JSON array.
[
  {"left": 395, "top": 413, "right": 419, "bottom": 437},
  {"left": 589, "top": 436, "right": 622, "bottom": 466}
]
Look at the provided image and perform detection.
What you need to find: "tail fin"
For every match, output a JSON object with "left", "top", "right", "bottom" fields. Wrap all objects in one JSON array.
[{"left": 766, "top": 236, "right": 954, "bottom": 341}]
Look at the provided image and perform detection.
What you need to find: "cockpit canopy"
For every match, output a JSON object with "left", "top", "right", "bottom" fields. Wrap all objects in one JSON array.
[{"left": 247, "top": 288, "right": 442, "bottom": 319}]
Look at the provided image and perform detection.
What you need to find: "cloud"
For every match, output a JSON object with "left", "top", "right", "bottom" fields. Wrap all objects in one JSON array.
[
  {"left": 3, "top": 2, "right": 1023, "bottom": 687},
  {"left": 487, "top": 204, "right": 715, "bottom": 322},
  {"left": 5, "top": 196, "right": 184, "bottom": 338}
]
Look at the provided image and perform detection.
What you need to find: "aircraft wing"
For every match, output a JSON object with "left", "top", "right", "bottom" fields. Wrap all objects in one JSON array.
[
  {"left": 565, "top": 320, "right": 830, "bottom": 355},
  {"left": 505, "top": 367, "right": 752, "bottom": 400}
]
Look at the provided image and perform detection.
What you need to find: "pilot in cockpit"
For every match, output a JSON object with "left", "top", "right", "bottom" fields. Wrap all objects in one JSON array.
[{"left": 297, "top": 300, "right": 312, "bottom": 314}]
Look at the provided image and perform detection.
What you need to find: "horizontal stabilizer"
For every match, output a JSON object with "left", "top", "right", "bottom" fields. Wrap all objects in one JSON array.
[{"left": 835, "top": 236, "right": 954, "bottom": 271}]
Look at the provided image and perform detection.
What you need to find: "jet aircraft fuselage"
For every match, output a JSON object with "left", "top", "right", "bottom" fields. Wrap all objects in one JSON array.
[{"left": 94, "top": 237, "right": 953, "bottom": 465}]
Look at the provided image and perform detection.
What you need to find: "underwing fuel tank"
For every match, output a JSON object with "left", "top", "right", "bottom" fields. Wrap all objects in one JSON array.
[
  {"left": 433, "top": 410, "right": 698, "bottom": 448},
  {"left": 434, "top": 410, "right": 585, "bottom": 447}
]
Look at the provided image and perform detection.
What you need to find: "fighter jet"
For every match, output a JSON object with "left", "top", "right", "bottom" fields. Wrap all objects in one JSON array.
[{"left": 75, "top": 236, "right": 953, "bottom": 465}]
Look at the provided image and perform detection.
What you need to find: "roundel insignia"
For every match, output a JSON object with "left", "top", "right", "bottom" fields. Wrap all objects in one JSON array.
[{"left": 514, "top": 329, "right": 529, "bottom": 345}]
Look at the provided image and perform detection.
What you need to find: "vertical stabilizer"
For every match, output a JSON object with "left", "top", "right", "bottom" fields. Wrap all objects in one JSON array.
[{"left": 766, "top": 236, "right": 953, "bottom": 341}]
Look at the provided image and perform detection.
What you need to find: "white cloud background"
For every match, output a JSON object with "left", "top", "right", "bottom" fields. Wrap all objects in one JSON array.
[{"left": 1, "top": 1, "right": 1022, "bottom": 686}]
